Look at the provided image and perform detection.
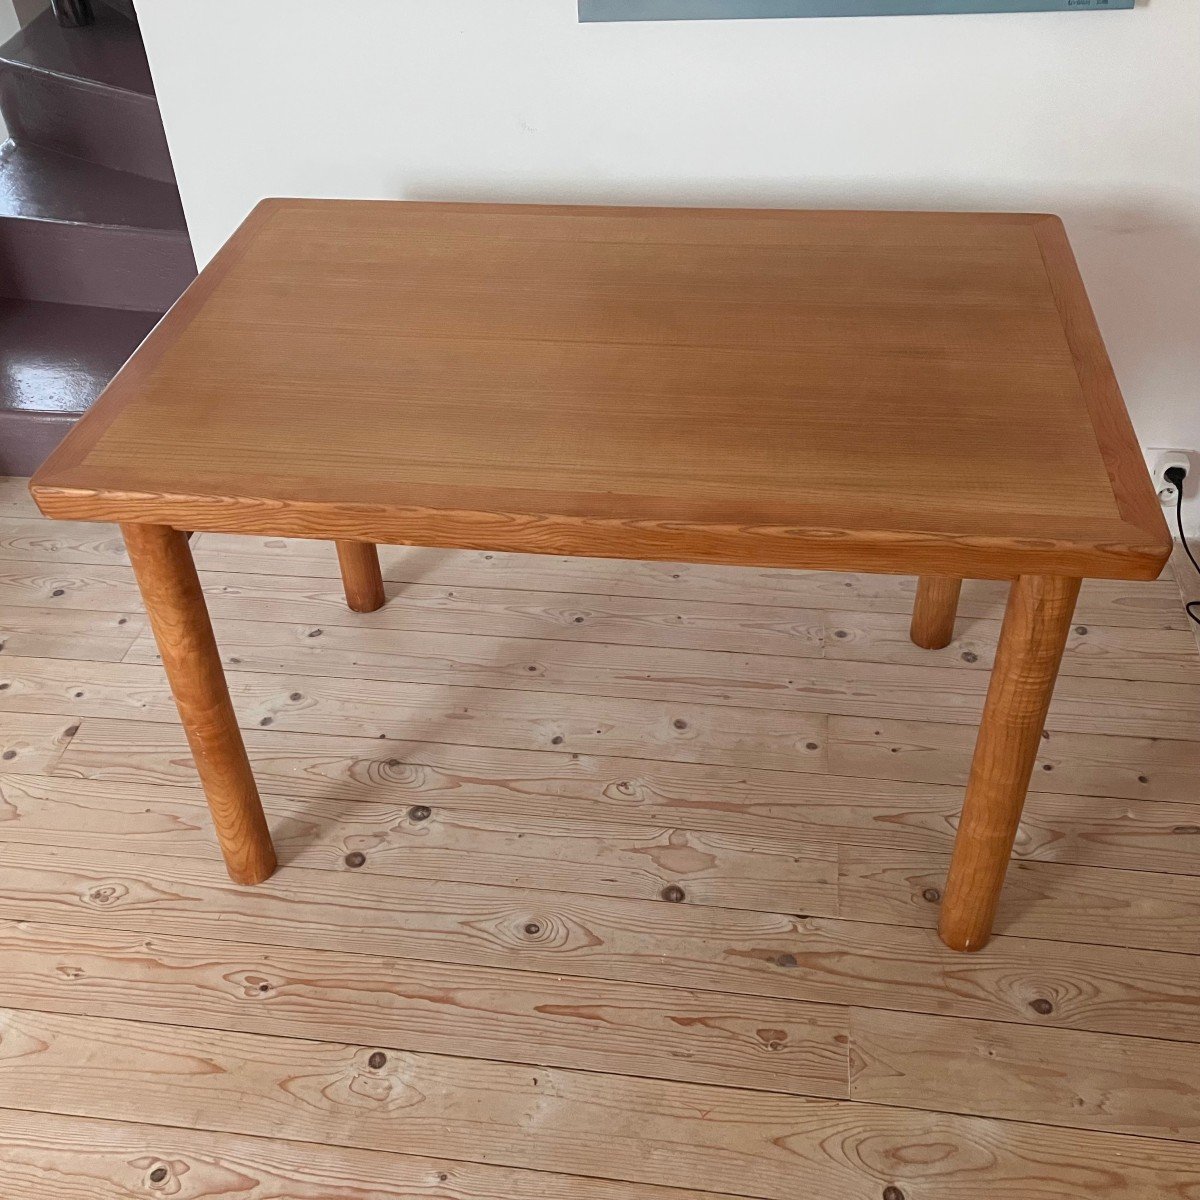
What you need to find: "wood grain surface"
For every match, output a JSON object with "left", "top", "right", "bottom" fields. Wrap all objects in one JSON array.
[
  {"left": 938, "top": 573, "right": 1080, "bottom": 950},
  {"left": 121, "top": 522, "right": 275, "bottom": 885},
  {"left": 335, "top": 541, "right": 385, "bottom": 613},
  {"left": 839, "top": 846, "right": 1200, "bottom": 953},
  {"left": 850, "top": 1007, "right": 1200, "bottom": 1141},
  {"left": 0, "top": 1110, "right": 759, "bottom": 1200},
  {"left": 10, "top": 760, "right": 1200, "bottom": 880},
  {"left": 30, "top": 201, "right": 1168, "bottom": 580},
  {"left": 4, "top": 646, "right": 1198, "bottom": 746},
  {"left": 0, "top": 714, "right": 78, "bottom": 776},
  {"left": 6, "top": 1007, "right": 1200, "bottom": 1199},
  {"left": 0, "top": 921, "right": 849, "bottom": 1096},
  {"left": 2, "top": 478, "right": 1199, "bottom": 1196},
  {"left": 0, "top": 774, "right": 838, "bottom": 913},
  {"left": 910, "top": 574, "right": 962, "bottom": 650},
  {"left": 5, "top": 844, "right": 1200, "bottom": 1043},
  {"left": 115, "top": 618, "right": 1200, "bottom": 738}
]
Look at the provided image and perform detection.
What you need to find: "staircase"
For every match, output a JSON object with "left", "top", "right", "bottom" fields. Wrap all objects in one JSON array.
[{"left": 0, "top": 0, "right": 195, "bottom": 475}]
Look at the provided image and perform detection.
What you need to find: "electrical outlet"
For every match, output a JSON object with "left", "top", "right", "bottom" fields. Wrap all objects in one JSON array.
[{"left": 1149, "top": 449, "right": 1192, "bottom": 505}]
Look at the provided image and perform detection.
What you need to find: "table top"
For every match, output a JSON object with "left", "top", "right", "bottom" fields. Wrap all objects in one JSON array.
[{"left": 31, "top": 200, "right": 1169, "bottom": 580}]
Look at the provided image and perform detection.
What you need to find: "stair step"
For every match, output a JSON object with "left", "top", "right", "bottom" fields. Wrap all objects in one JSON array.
[
  {"left": 0, "top": 140, "right": 185, "bottom": 229},
  {"left": 0, "top": 3, "right": 152, "bottom": 96},
  {"left": 0, "top": 298, "right": 160, "bottom": 475},
  {"left": 0, "top": 7, "right": 174, "bottom": 182},
  {"left": 0, "top": 214, "right": 196, "bottom": 310},
  {"left": 0, "top": 297, "right": 157, "bottom": 414},
  {"left": 0, "top": 140, "right": 195, "bottom": 310}
]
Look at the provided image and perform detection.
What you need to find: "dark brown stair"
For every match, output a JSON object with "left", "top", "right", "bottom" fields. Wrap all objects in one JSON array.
[
  {"left": 0, "top": 2, "right": 194, "bottom": 476},
  {"left": 0, "top": 141, "right": 194, "bottom": 309},
  {"left": 0, "top": 138, "right": 183, "bottom": 228},
  {"left": 0, "top": 3, "right": 173, "bottom": 181},
  {"left": 0, "top": 298, "right": 158, "bottom": 468}
]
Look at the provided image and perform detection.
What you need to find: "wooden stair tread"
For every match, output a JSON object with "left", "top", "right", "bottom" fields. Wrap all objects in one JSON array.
[
  {"left": 0, "top": 4, "right": 153, "bottom": 96},
  {"left": 0, "top": 140, "right": 185, "bottom": 232},
  {"left": 0, "top": 299, "right": 157, "bottom": 417}
]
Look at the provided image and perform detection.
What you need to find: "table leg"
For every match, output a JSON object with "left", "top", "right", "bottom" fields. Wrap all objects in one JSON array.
[
  {"left": 938, "top": 573, "right": 1080, "bottom": 951},
  {"left": 910, "top": 575, "right": 962, "bottom": 649},
  {"left": 335, "top": 541, "right": 385, "bottom": 612},
  {"left": 121, "top": 522, "right": 276, "bottom": 885}
]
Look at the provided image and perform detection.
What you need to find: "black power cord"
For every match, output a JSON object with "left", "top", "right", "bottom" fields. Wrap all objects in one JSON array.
[{"left": 1165, "top": 466, "right": 1200, "bottom": 628}]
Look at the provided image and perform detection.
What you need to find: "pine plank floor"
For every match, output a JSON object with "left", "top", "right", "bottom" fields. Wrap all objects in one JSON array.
[{"left": 1, "top": 473, "right": 1199, "bottom": 1199}]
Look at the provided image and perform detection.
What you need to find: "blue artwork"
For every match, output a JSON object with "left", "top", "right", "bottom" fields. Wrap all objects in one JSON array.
[{"left": 580, "top": 0, "right": 1133, "bottom": 20}]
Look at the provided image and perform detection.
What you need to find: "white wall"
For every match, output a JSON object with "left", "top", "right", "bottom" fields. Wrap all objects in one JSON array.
[
  {"left": 136, "top": 0, "right": 1200, "bottom": 527},
  {"left": 0, "top": 1, "right": 22, "bottom": 140},
  {"left": 0, "top": 4, "right": 18, "bottom": 50}
]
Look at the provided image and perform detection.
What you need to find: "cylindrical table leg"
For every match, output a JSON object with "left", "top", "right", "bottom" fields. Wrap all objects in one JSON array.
[
  {"left": 335, "top": 541, "right": 385, "bottom": 613},
  {"left": 938, "top": 573, "right": 1080, "bottom": 951},
  {"left": 121, "top": 522, "right": 276, "bottom": 885},
  {"left": 910, "top": 575, "right": 963, "bottom": 650}
]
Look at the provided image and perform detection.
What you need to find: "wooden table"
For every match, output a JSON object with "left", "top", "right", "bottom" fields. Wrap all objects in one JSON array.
[{"left": 30, "top": 200, "right": 1170, "bottom": 952}]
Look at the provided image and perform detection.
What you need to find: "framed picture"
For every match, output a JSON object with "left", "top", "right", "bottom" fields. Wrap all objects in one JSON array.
[{"left": 580, "top": 0, "right": 1134, "bottom": 20}]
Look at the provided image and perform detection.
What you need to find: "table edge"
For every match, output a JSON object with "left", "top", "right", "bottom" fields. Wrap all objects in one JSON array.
[
  {"left": 1031, "top": 215, "right": 1171, "bottom": 561},
  {"left": 29, "top": 483, "right": 1171, "bottom": 582}
]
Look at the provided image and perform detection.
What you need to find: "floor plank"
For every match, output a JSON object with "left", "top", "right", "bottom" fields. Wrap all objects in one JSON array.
[
  {"left": 5, "top": 846, "right": 1200, "bottom": 1043},
  {"left": 7, "top": 646, "right": 1200, "bottom": 755},
  {"left": 838, "top": 846, "right": 1200, "bottom": 954},
  {"left": 0, "top": 476, "right": 39, "bottom": 517},
  {"left": 0, "top": 656, "right": 829, "bottom": 771},
  {"left": 5, "top": 1007, "right": 1200, "bottom": 1200},
  {"left": 1, "top": 562, "right": 831, "bottom": 658},
  {"left": 826, "top": 607, "right": 1200, "bottom": 683},
  {"left": 0, "top": 921, "right": 849, "bottom": 1096},
  {"left": 0, "top": 713, "right": 78, "bottom": 776},
  {"left": 0, "top": 517, "right": 128, "bottom": 567},
  {"left": 830, "top": 714, "right": 1200, "bottom": 803},
  {"left": 850, "top": 1007, "right": 1200, "bottom": 1142},
  {"left": 0, "top": 1109, "right": 756, "bottom": 1200},
  {"left": 0, "top": 606, "right": 145, "bottom": 662},
  {"left": 0, "top": 773, "right": 839, "bottom": 914},
  {"left": 0, "top": 558, "right": 1189, "bottom": 664},
  {"left": 50, "top": 720, "right": 1200, "bottom": 876},
  {"left": 4, "top": 482, "right": 1200, "bottom": 1194},
  {"left": 121, "top": 617, "right": 1200, "bottom": 739}
]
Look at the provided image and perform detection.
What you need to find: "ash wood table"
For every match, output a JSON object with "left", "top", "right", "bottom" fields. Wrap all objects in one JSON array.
[{"left": 30, "top": 200, "right": 1170, "bottom": 952}]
